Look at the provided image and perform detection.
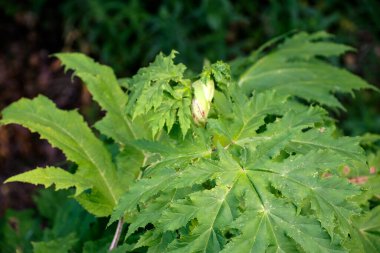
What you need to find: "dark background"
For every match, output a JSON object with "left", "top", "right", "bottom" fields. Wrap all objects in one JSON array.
[{"left": 0, "top": 0, "right": 379, "bottom": 250}]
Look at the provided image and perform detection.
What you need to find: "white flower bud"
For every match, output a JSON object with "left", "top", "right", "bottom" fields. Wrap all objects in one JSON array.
[{"left": 191, "top": 79, "right": 214, "bottom": 125}]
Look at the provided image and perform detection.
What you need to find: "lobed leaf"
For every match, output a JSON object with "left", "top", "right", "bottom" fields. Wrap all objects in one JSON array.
[
  {"left": 126, "top": 50, "right": 192, "bottom": 137},
  {"left": 344, "top": 205, "right": 380, "bottom": 252},
  {"left": 1, "top": 96, "right": 122, "bottom": 216},
  {"left": 112, "top": 82, "right": 367, "bottom": 251},
  {"left": 5, "top": 167, "right": 91, "bottom": 196},
  {"left": 1, "top": 31, "right": 377, "bottom": 252},
  {"left": 55, "top": 52, "right": 147, "bottom": 144},
  {"left": 238, "top": 32, "right": 376, "bottom": 109}
]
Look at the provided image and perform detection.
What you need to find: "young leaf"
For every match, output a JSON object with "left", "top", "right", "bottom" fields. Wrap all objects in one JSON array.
[{"left": 126, "top": 50, "right": 192, "bottom": 137}]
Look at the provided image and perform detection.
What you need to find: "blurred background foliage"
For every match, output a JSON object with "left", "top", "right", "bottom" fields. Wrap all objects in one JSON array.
[{"left": 0, "top": 0, "right": 379, "bottom": 252}]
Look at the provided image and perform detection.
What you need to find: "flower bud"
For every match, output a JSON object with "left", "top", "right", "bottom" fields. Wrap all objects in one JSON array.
[{"left": 191, "top": 79, "right": 214, "bottom": 125}]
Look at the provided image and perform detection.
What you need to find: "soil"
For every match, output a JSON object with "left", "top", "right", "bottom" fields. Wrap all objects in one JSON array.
[{"left": 0, "top": 7, "right": 93, "bottom": 216}]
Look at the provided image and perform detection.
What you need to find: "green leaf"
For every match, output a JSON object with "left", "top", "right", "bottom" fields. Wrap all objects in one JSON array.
[
  {"left": 82, "top": 237, "right": 112, "bottom": 253},
  {"left": 221, "top": 200, "right": 345, "bottom": 253},
  {"left": 261, "top": 151, "right": 361, "bottom": 237},
  {"left": 115, "top": 145, "right": 145, "bottom": 187},
  {"left": 360, "top": 133, "right": 380, "bottom": 147},
  {"left": 1, "top": 32, "right": 376, "bottom": 252},
  {"left": 365, "top": 175, "right": 380, "bottom": 199},
  {"left": 109, "top": 168, "right": 177, "bottom": 225},
  {"left": 126, "top": 50, "right": 192, "bottom": 137},
  {"left": 209, "top": 88, "right": 317, "bottom": 146},
  {"left": 0, "top": 209, "right": 42, "bottom": 253},
  {"left": 134, "top": 230, "right": 176, "bottom": 253},
  {"left": 177, "top": 97, "right": 192, "bottom": 136},
  {"left": 1, "top": 96, "right": 121, "bottom": 216},
  {"left": 271, "top": 31, "right": 353, "bottom": 59},
  {"left": 344, "top": 206, "right": 380, "bottom": 252},
  {"left": 5, "top": 167, "right": 91, "bottom": 196},
  {"left": 285, "top": 128, "right": 367, "bottom": 174},
  {"left": 239, "top": 32, "right": 376, "bottom": 109},
  {"left": 55, "top": 52, "right": 146, "bottom": 144},
  {"left": 112, "top": 82, "right": 366, "bottom": 251},
  {"left": 125, "top": 190, "right": 190, "bottom": 240},
  {"left": 166, "top": 187, "right": 234, "bottom": 253},
  {"left": 33, "top": 188, "right": 97, "bottom": 245},
  {"left": 114, "top": 143, "right": 362, "bottom": 252},
  {"left": 132, "top": 128, "right": 212, "bottom": 174},
  {"left": 32, "top": 233, "right": 78, "bottom": 253}
]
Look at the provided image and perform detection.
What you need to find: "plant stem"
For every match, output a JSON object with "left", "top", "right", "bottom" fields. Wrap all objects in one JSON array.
[{"left": 109, "top": 217, "right": 124, "bottom": 251}]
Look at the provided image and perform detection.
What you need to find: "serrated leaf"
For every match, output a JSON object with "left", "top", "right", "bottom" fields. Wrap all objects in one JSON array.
[
  {"left": 158, "top": 201, "right": 198, "bottom": 232},
  {"left": 5, "top": 167, "right": 91, "bottom": 196},
  {"left": 109, "top": 168, "right": 177, "bottom": 225},
  {"left": 344, "top": 206, "right": 380, "bottom": 252},
  {"left": 365, "top": 175, "right": 380, "bottom": 199},
  {"left": 55, "top": 52, "right": 146, "bottom": 144},
  {"left": 134, "top": 230, "right": 176, "bottom": 253},
  {"left": 274, "top": 31, "right": 353, "bottom": 59},
  {"left": 113, "top": 84, "right": 366, "bottom": 252},
  {"left": 166, "top": 187, "right": 234, "bottom": 253},
  {"left": 239, "top": 32, "right": 376, "bottom": 109},
  {"left": 115, "top": 145, "right": 145, "bottom": 187},
  {"left": 132, "top": 128, "right": 212, "bottom": 174},
  {"left": 124, "top": 191, "right": 179, "bottom": 239},
  {"left": 221, "top": 200, "right": 345, "bottom": 253},
  {"left": 126, "top": 50, "right": 192, "bottom": 137},
  {"left": 286, "top": 128, "right": 367, "bottom": 174},
  {"left": 114, "top": 141, "right": 362, "bottom": 252},
  {"left": 260, "top": 151, "right": 361, "bottom": 237},
  {"left": 1, "top": 96, "right": 121, "bottom": 216},
  {"left": 177, "top": 97, "right": 192, "bottom": 136},
  {"left": 209, "top": 88, "right": 319, "bottom": 146},
  {"left": 127, "top": 50, "right": 186, "bottom": 111},
  {"left": 1, "top": 32, "right": 376, "bottom": 253}
]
